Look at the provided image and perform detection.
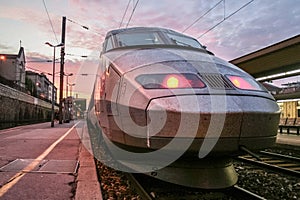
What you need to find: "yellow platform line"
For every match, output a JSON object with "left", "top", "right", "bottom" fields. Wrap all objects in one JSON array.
[{"left": 0, "top": 121, "right": 80, "bottom": 197}]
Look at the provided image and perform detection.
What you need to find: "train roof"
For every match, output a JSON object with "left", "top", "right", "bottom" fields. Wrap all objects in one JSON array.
[
  {"left": 103, "top": 27, "right": 209, "bottom": 53},
  {"left": 106, "top": 27, "right": 189, "bottom": 38}
]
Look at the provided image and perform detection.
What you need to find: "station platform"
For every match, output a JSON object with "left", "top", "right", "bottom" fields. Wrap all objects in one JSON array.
[
  {"left": 0, "top": 121, "right": 102, "bottom": 200},
  {"left": 276, "top": 133, "right": 300, "bottom": 147}
]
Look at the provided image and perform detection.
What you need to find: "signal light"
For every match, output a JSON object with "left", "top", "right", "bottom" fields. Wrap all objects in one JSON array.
[
  {"left": 136, "top": 73, "right": 205, "bottom": 89},
  {"left": 227, "top": 75, "right": 263, "bottom": 91}
]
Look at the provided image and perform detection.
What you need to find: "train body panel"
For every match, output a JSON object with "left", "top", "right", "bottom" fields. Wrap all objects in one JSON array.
[{"left": 90, "top": 27, "right": 280, "bottom": 188}]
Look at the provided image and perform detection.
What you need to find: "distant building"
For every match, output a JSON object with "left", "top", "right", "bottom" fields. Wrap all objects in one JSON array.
[
  {"left": 277, "top": 100, "right": 300, "bottom": 119},
  {"left": 0, "top": 47, "right": 26, "bottom": 89},
  {"left": 73, "top": 98, "right": 87, "bottom": 118},
  {"left": 274, "top": 82, "right": 300, "bottom": 118},
  {"left": 26, "top": 71, "right": 57, "bottom": 103}
]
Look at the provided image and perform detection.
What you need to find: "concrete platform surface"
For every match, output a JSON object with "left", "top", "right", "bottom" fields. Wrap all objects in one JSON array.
[
  {"left": 0, "top": 121, "right": 102, "bottom": 200},
  {"left": 276, "top": 133, "right": 300, "bottom": 146}
]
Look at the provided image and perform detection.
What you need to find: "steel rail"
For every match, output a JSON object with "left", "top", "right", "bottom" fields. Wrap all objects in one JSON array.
[
  {"left": 260, "top": 150, "right": 300, "bottom": 162},
  {"left": 125, "top": 173, "right": 268, "bottom": 199},
  {"left": 231, "top": 185, "right": 266, "bottom": 200},
  {"left": 125, "top": 173, "right": 153, "bottom": 200},
  {"left": 237, "top": 151, "right": 300, "bottom": 177}
]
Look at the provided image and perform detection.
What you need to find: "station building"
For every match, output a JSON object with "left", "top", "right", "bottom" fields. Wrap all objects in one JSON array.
[
  {"left": 276, "top": 82, "right": 300, "bottom": 118},
  {"left": 0, "top": 47, "right": 26, "bottom": 90},
  {"left": 26, "top": 70, "right": 57, "bottom": 103},
  {"left": 0, "top": 47, "right": 57, "bottom": 104}
]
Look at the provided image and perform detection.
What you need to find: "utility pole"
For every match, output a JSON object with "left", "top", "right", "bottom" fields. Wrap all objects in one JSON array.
[{"left": 59, "top": 16, "right": 66, "bottom": 124}]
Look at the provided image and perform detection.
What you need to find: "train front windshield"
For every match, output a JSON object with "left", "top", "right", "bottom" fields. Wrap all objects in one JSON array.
[
  {"left": 116, "top": 32, "right": 164, "bottom": 47},
  {"left": 166, "top": 33, "right": 203, "bottom": 49},
  {"left": 114, "top": 29, "right": 204, "bottom": 50}
]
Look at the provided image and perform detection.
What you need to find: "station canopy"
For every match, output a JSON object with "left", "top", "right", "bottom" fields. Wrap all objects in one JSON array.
[{"left": 230, "top": 34, "right": 300, "bottom": 82}]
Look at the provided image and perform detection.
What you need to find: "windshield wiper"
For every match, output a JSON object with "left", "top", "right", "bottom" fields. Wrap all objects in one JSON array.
[{"left": 171, "top": 38, "right": 191, "bottom": 47}]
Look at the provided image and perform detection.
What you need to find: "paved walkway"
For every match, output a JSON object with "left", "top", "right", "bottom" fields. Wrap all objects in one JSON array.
[
  {"left": 276, "top": 133, "right": 300, "bottom": 146},
  {"left": 0, "top": 121, "right": 102, "bottom": 199}
]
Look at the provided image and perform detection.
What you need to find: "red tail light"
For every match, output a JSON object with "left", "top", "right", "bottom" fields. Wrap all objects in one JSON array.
[
  {"left": 227, "top": 75, "right": 264, "bottom": 91},
  {"left": 136, "top": 73, "right": 205, "bottom": 89}
]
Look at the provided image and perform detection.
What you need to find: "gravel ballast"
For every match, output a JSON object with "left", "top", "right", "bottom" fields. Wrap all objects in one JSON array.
[{"left": 95, "top": 145, "right": 300, "bottom": 199}]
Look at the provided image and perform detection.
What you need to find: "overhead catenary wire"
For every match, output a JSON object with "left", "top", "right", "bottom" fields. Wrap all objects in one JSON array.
[
  {"left": 26, "top": 66, "right": 54, "bottom": 75},
  {"left": 65, "top": 53, "right": 88, "bottom": 58},
  {"left": 197, "top": 0, "right": 255, "bottom": 39},
  {"left": 42, "top": 0, "right": 59, "bottom": 43},
  {"left": 119, "top": 0, "right": 132, "bottom": 28},
  {"left": 67, "top": 18, "right": 89, "bottom": 30},
  {"left": 125, "top": 0, "right": 140, "bottom": 28},
  {"left": 67, "top": 18, "right": 105, "bottom": 36},
  {"left": 182, "top": 0, "right": 224, "bottom": 33}
]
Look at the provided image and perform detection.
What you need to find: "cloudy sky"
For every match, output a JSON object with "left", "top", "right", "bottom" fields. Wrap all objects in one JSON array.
[{"left": 0, "top": 0, "right": 299, "bottom": 98}]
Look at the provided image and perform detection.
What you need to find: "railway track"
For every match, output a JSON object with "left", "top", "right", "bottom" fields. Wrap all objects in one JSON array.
[
  {"left": 126, "top": 173, "right": 266, "bottom": 200},
  {"left": 237, "top": 150, "right": 300, "bottom": 177},
  {"left": 95, "top": 147, "right": 299, "bottom": 199},
  {"left": 226, "top": 185, "right": 266, "bottom": 200}
]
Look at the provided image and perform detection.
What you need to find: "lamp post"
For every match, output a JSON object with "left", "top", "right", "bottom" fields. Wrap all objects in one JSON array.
[
  {"left": 45, "top": 42, "right": 64, "bottom": 127},
  {"left": 68, "top": 83, "right": 76, "bottom": 98},
  {"left": 64, "top": 82, "right": 75, "bottom": 123},
  {"left": 65, "top": 73, "right": 73, "bottom": 97}
]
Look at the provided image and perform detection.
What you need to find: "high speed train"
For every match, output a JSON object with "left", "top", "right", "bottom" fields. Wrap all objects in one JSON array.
[{"left": 87, "top": 27, "right": 280, "bottom": 189}]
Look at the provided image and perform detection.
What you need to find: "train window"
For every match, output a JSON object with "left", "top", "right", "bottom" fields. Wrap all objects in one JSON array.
[
  {"left": 105, "top": 36, "right": 113, "bottom": 51},
  {"left": 115, "top": 32, "right": 164, "bottom": 47},
  {"left": 105, "top": 67, "right": 120, "bottom": 115},
  {"left": 166, "top": 33, "right": 203, "bottom": 49}
]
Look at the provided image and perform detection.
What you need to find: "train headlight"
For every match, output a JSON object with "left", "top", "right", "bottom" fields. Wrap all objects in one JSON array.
[
  {"left": 227, "top": 75, "right": 264, "bottom": 91},
  {"left": 136, "top": 73, "right": 206, "bottom": 89},
  {"left": 165, "top": 75, "right": 179, "bottom": 88}
]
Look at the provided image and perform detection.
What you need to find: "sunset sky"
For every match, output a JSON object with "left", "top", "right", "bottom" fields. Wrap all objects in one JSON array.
[{"left": 0, "top": 0, "right": 299, "bottom": 99}]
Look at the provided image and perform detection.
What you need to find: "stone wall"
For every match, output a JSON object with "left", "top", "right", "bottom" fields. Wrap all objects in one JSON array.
[{"left": 0, "top": 83, "right": 56, "bottom": 129}]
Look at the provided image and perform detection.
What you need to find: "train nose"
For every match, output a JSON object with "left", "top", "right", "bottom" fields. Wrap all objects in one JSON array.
[
  {"left": 232, "top": 95, "right": 280, "bottom": 150},
  {"left": 146, "top": 94, "right": 280, "bottom": 155}
]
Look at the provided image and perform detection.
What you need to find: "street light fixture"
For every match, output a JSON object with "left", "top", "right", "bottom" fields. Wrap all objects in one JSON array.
[{"left": 45, "top": 42, "right": 64, "bottom": 127}]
